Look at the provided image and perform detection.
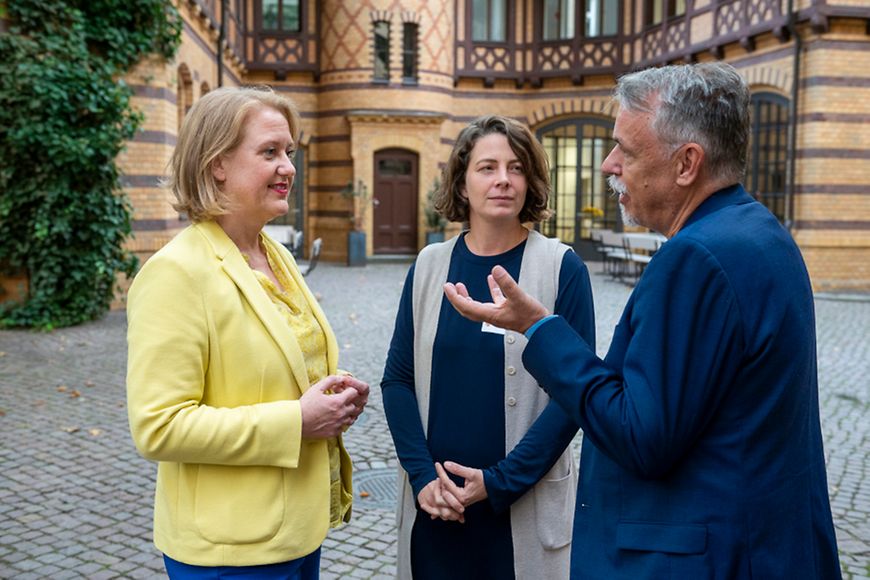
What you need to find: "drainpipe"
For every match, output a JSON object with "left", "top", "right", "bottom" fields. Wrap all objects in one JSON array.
[
  {"left": 217, "top": 0, "right": 227, "bottom": 87},
  {"left": 786, "top": 0, "right": 802, "bottom": 231}
]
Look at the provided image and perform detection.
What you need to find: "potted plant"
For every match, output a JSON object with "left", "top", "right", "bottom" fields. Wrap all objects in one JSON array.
[
  {"left": 341, "top": 179, "right": 371, "bottom": 267},
  {"left": 0, "top": 261, "right": 29, "bottom": 307},
  {"left": 424, "top": 178, "right": 448, "bottom": 245}
]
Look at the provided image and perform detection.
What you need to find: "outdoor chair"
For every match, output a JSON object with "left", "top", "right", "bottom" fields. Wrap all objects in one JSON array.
[
  {"left": 595, "top": 229, "right": 631, "bottom": 280},
  {"left": 302, "top": 238, "right": 322, "bottom": 277},
  {"left": 622, "top": 233, "right": 666, "bottom": 284}
]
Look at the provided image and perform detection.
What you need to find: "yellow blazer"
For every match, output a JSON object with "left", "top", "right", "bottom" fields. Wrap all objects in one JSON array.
[{"left": 126, "top": 220, "right": 353, "bottom": 567}]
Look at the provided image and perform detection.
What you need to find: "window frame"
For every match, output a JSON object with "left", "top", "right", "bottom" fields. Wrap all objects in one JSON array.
[
  {"left": 401, "top": 22, "right": 419, "bottom": 84},
  {"left": 373, "top": 20, "right": 391, "bottom": 83},
  {"left": 747, "top": 92, "right": 790, "bottom": 223},
  {"left": 536, "top": 117, "right": 619, "bottom": 248},
  {"left": 542, "top": 0, "right": 576, "bottom": 41},
  {"left": 260, "top": 0, "right": 302, "bottom": 33},
  {"left": 585, "top": 0, "right": 620, "bottom": 37},
  {"left": 645, "top": 0, "right": 687, "bottom": 27},
  {"left": 540, "top": 0, "right": 620, "bottom": 41},
  {"left": 472, "top": 0, "right": 509, "bottom": 42}
]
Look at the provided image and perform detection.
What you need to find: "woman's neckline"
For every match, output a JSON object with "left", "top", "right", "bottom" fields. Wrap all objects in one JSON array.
[{"left": 463, "top": 226, "right": 529, "bottom": 256}]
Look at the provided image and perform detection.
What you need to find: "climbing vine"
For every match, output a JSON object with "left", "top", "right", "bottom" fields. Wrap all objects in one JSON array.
[{"left": 0, "top": 0, "right": 181, "bottom": 328}]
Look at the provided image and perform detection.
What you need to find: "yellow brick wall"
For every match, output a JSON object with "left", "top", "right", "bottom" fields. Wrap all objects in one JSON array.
[
  {"left": 802, "top": 247, "right": 870, "bottom": 291},
  {"left": 114, "top": 1, "right": 870, "bottom": 292},
  {"left": 790, "top": 21, "right": 870, "bottom": 290}
]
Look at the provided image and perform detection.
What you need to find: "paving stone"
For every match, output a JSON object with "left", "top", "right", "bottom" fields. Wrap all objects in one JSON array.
[
  {"left": 32, "top": 565, "right": 62, "bottom": 577},
  {"left": 0, "top": 261, "right": 867, "bottom": 578}
]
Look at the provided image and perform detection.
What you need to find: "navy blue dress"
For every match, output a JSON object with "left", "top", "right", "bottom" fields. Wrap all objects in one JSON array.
[{"left": 381, "top": 233, "right": 595, "bottom": 579}]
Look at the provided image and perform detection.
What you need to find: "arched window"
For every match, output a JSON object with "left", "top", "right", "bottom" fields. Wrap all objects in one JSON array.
[
  {"left": 537, "top": 118, "right": 616, "bottom": 255},
  {"left": 748, "top": 92, "right": 789, "bottom": 222},
  {"left": 177, "top": 64, "right": 193, "bottom": 131},
  {"left": 200, "top": 81, "right": 211, "bottom": 97}
]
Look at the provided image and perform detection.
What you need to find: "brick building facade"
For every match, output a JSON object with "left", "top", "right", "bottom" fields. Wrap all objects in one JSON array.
[{"left": 122, "top": 0, "right": 870, "bottom": 290}]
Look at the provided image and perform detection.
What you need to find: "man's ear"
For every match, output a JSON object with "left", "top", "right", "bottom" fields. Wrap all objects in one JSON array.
[
  {"left": 211, "top": 156, "right": 226, "bottom": 183},
  {"left": 675, "top": 143, "right": 704, "bottom": 187}
]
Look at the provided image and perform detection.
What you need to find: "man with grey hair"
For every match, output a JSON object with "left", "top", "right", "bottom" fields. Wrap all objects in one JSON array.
[{"left": 443, "top": 62, "right": 841, "bottom": 578}]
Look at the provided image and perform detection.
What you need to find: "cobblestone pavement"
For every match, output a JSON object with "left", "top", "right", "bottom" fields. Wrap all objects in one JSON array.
[{"left": 1, "top": 261, "right": 868, "bottom": 579}]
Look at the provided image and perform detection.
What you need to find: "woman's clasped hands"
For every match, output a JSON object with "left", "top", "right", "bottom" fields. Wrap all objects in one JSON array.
[
  {"left": 300, "top": 375, "right": 369, "bottom": 438},
  {"left": 417, "top": 461, "right": 489, "bottom": 524}
]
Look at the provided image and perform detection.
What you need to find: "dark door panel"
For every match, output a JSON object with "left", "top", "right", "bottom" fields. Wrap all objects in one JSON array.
[{"left": 374, "top": 149, "right": 418, "bottom": 254}]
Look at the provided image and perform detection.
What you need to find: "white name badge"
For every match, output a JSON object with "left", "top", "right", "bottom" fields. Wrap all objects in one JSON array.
[{"left": 481, "top": 321, "right": 506, "bottom": 335}]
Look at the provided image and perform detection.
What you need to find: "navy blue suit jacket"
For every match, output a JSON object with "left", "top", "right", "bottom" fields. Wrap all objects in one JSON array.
[{"left": 524, "top": 185, "right": 841, "bottom": 579}]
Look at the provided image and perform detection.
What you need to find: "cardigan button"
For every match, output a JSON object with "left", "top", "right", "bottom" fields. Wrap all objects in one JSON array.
[
  {"left": 506, "top": 366, "right": 517, "bottom": 376},
  {"left": 507, "top": 397, "right": 517, "bottom": 406},
  {"left": 506, "top": 335, "right": 516, "bottom": 344}
]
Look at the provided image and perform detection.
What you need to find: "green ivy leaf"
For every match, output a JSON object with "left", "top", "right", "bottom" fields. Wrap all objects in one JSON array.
[{"left": 0, "top": 0, "right": 177, "bottom": 329}]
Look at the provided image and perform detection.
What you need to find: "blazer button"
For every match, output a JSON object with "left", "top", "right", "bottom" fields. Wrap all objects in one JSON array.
[
  {"left": 506, "top": 335, "right": 516, "bottom": 344},
  {"left": 507, "top": 397, "right": 517, "bottom": 406},
  {"left": 506, "top": 366, "right": 517, "bottom": 376}
]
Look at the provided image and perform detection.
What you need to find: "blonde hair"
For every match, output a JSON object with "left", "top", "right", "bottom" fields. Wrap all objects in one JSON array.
[{"left": 167, "top": 86, "right": 301, "bottom": 222}]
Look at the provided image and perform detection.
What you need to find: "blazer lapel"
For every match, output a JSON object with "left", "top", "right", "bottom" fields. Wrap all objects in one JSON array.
[{"left": 195, "top": 221, "right": 313, "bottom": 392}]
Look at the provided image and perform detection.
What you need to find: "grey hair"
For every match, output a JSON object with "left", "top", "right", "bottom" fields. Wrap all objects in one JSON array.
[{"left": 614, "top": 62, "right": 750, "bottom": 184}]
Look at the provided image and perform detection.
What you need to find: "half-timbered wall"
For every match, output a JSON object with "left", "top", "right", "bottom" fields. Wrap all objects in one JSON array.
[{"left": 120, "top": 0, "right": 870, "bottom": 290}]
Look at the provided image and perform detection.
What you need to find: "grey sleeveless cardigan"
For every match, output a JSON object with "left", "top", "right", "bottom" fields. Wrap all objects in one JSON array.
[{"left": 395, "top": 229, "right": 577, "bottom": 580}]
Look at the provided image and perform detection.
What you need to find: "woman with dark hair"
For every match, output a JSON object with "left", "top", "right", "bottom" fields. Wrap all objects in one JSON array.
[{"left": 382, "top": 115, "right": 596, "bottom": 579}]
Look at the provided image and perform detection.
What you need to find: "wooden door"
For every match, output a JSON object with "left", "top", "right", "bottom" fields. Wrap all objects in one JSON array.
[{"left": 373, "top": 149, "right": 418, "bottom": 254}]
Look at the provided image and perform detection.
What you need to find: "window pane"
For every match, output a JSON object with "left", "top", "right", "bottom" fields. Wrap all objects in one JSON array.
[
  {"left": 651, "top": 0, "right": 663, "bottom": 24},
  {"left": 580, "top": 140, "right": 592, "bottom": 167},
  {"left": 403, "top": 23, "right": 418, "bottom": 80},
  {"left": 673, "top": 0, "right": 686, "bottom": 16},
  {"left": 543, "top": 0, "right": 560, "bottom": 40},
  {"left": 587, "top": 0, "right": 601, "bottom": 36},
  {"left": 472, "top": 0, "right": 488, "bottom": 40},
  {"left": 542, "top": 126, "right": 579, "bottom": 242},
  {"left": 378, "top": 159, "right": 412, "bottom": 176},
  {"left": 602, "top": 0, "right": 619, "bottom": 35},
  {"left": 262, "top": 0, "right": 278, "bottom": 29},
  {"left": 374, "top": 21, "right": 390, "bottom": 81},
  {"left": 545, "top": 0, "right": 575, "bottom": 39},
  {"left": 282, "top": 0, "right": 300, "bottom": 31},
  {"left": 571, "top": 126, "right": 616, "bottom": 238},
  {"left": 750, "top": 93, "right": 790, "bottom": 222},
  {"left": 491, "top": 0, "right": 507, "bottom": 42},
  {"left": 563, "top": 0, "right": 576, "bottom": 39}
]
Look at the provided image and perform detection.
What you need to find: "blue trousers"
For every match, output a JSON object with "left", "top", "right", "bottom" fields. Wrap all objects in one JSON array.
[{"left": 163, "top": 548, "right": 321, "bottom": 580}]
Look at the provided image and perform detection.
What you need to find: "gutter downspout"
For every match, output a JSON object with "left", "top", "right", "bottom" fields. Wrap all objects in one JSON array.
[
  {"left": 217, "top": 0, "right": 227, "bottom": 87},
  {"left": 786, "top": 0, "right": 802, "bottom": 231}
]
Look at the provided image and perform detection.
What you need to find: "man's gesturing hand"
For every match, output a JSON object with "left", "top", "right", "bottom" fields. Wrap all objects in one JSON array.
[{"left": 443, "top": 265, "right": 550, "bottom": 333}]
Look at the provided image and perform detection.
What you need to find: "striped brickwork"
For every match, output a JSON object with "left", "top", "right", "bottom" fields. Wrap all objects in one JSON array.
[{"left": 118, "top": 0, "right": 869, "bottom": 290}]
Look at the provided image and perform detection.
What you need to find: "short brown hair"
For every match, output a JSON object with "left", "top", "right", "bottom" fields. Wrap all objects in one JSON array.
[
  {"left": 167, "top": 86, "right": 301, "bottom": 222},
  {"left": 435, "top": 115, "right": 551, "bottom": 224}
]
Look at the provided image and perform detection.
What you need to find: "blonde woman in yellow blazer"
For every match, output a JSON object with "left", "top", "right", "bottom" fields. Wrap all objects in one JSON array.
[{"left": 126, "top": 87, "right": 368, "bottom": 579}]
